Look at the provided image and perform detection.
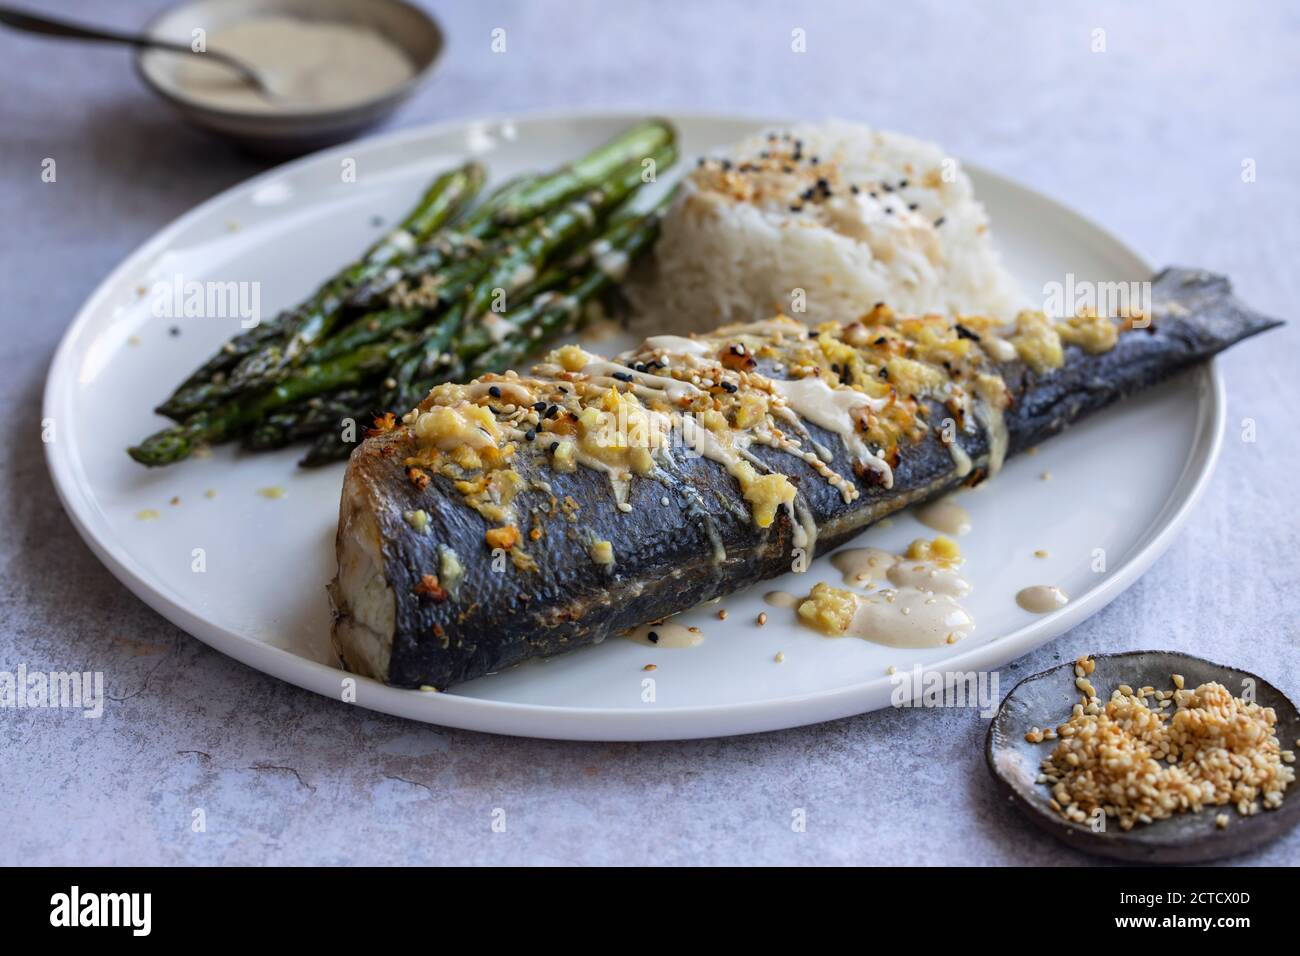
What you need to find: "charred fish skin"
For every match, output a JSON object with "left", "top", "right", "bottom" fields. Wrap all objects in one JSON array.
[
  {"left": 1002, "top": 269, "right": 1282, "bottom": 456},
  {"left": 330, "top": 267, "right": 1281, "bottom": 689}
]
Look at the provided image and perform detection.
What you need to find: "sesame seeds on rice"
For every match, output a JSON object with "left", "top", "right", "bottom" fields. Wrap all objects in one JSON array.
[{"left": 630, "top": 121, "right": 1023, "bottom": 334}]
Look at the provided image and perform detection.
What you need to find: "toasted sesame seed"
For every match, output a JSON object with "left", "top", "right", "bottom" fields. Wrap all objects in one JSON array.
[{"left": 1028, "top": 676, "right": 1294, "bottom": 831}]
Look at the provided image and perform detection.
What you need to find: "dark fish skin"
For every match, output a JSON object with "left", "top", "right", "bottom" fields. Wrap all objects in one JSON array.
[{"left": 331, "top": 268, "right": 1282, "bottom": 689}]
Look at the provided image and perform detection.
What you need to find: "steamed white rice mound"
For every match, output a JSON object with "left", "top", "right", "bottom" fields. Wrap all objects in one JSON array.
[{"left": 632, "top": 121, "right": 1024, "bottom": 332}]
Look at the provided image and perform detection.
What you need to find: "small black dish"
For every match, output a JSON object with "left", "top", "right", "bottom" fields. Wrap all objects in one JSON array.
[{"left": 986, "top": 650, "right": 1300, "bottom": 863}]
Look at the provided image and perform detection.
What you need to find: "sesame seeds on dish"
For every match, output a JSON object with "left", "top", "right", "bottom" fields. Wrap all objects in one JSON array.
[{"left": 1026, "top": 657, "right": 1296, "bottom": 831}]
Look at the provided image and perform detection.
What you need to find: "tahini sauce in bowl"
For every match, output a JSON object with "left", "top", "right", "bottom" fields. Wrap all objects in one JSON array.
[
  {"left": 174, "top": 16, "right": 415, "bottom": 113},
  {"left": 135, "top": 0, "right": 443, "bottom": 153}
]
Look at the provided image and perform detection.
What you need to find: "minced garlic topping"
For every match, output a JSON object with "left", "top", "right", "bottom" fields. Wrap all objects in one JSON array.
[
  {"left": 1009, "top": 311, "right": 1064, "bottom": 375},
  {"left": 394, "top": 303, "right": 1127, "bottom": 564},
  {"left": 1057, "top": 312, "right": 1119, "bottom": 354},
  {"left": 797, "top": 582, "right": 858, "bottom": 635},
  {"left": 904, "top": 535, "right": 961, "bottom": 563}
]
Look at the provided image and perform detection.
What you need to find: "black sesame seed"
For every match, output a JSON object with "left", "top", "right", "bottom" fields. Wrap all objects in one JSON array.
[
  {"left": 613, "top": 371, "right": 633, "bottom": 382},
  {"left": 533, "top": 401, "right": 547, "bottom": 412},
  {"left": 955, "top": 324, "right": 981, "bottom": 343},
  {"left": 898, "top": 178, "right": 909, "bottom": 188},
  {"left": 488, "top": 385, "right": 502, "bottom": 398},
  {"left": 850, "top": 184, "right": 860, "bottom": 194},
  {"left": 789, "top": 205, "right": 802, "bottom": 213},
  {"left": 908, "top": 203, "right": 919, "bottom": 211},
  {"left": 882, "top": 183, "right": 893, "bottom": 193},
  {"left": 545, "top": 405, "right": 560, "bottom": 419},
  {"left": 647, "top": 631, "right": 660, "bottom": 644},
  {"left": 933, "top": 216, "right": 946, "bottom": 228},
  {"left": 874, "top": 336, "right": 887, "bottom": 345},
  {"left": 524, "top": 429, "right": 536, "bottom": 441},
  {"left": 878, "top": 367, "right": 889, "bottom": 379},
  {"left": 810, "top": 156, "right": 820, "bottom": 165}
]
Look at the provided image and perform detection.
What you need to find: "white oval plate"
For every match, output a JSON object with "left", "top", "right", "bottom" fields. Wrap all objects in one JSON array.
[{"left": 44, "top": 112, "right": 1221, "bottom": 740}]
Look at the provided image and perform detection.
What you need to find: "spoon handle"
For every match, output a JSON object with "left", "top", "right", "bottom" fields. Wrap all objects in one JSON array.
[
  {"left": 0, "top": 6, "right": 266, "bottom": 90},
  {"left": 0, "top": 6, "right": 167, "bottom": 47}
]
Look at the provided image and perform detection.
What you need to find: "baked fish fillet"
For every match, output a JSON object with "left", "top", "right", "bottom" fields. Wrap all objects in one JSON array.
[{"left": 330, "top": 268, "right": 1280, "bottom": 689}]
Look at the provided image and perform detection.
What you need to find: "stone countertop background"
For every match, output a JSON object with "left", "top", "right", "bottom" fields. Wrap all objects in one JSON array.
[{"left": 2, "top": 0, "right": 1297, "bottom": 866}]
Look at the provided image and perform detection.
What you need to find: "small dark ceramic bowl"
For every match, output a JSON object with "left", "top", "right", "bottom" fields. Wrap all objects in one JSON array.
[
  {"left": 986, "top": 650, "right": 1300, "bottom": 863},
  {"left": 135, "top": 0, "right": 443, "bottom": 154}
]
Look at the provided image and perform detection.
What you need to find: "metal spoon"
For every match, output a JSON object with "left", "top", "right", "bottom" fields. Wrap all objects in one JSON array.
[
  {"left": 986, "top": 650, "right": 1300, "bottom": 863},
  {"left": 0, "top": 5, "right": 280, "bottom": 99}
]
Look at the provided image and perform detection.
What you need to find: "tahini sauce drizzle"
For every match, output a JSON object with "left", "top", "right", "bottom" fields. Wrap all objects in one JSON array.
[
  {"left": 808, "top": 542, "right": 976, "bottom": 648},
  {"left": 624, "top": 621, "right": 703, "bottom": 648},
  {"left": 915, "top": 497, "right": 971, "bottom": 537},
  {"left": 830, "top": 547, "right": 898, "bottom": 586},
  {"left": 886, "top": 561, "right": 971, "bottom": 598},
  {"left": 770, "top": 377, "right": 894, "bottom": 486},
  {"left": 763, "top": 590, "right": 801, "bottom": 609},
  {"left": 847, "top": 589, "right": 974, "bottom": 648},
  {"left": 1016, "top": 585, "right": 1069, "bottom": 613}
]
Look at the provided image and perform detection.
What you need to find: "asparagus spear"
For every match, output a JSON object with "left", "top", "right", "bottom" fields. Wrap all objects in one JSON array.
[
  {"left": 128, "top": 338, "right": 415, "bottom": 466},
  {"left": 294, "top": 208, "right": 668, "bottom": 468},
  {"left": 221, "top": 161, "right": 486, "bottom": 391},
  {"left": 155, "top": 162, "right": 485, "bottom": 419},
  {"left": 464, "top": 143, "right": 676, "bottom": 320},
  {"left": 134, "top": 245, "right": 494, "bottom": 465},
  {"left": 299, "top": 418, "right": 382, "bottom": 468},
  {"left": 130, "top": 133, "right": 677, "bottom": 467},
  {"left": 242, "top": 388, "right": 373, "bottom": 451},
  {"left": 465, "top": 237, "right": 657, "bottom": 379},
  {"left": 150, "top": 123, "right": 677, "bottom": 426},
  {"left": 299, "top": 430, "right": 356, "bottom": 467},
  {"left": 451, "top": 211, "right": 643, "bottom": 362},
  {"left": 493, "top": 119, "right": 675, "bottom": 225},
  {"left": 343, "top": 174, "right": 534, "bottom": 312}
]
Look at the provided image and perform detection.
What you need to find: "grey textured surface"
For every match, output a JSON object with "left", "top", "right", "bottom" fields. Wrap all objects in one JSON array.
[{"left": 2, "top": 0, "right": 1298, "bottom": 866}]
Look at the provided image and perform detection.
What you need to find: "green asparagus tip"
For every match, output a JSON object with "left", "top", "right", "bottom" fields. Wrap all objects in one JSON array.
[{"left": 127, "top": 428, "right": 192, "bottom": 467}]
